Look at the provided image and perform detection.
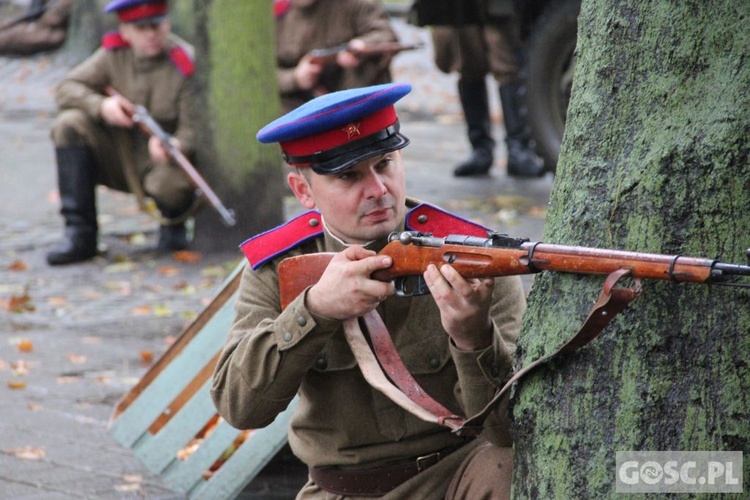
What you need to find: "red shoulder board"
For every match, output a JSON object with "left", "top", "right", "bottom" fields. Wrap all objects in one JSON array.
[
  {"left": 102, "top": 31, "right": 129, "bottom": 50},
  {"left": 406, "top": 203, "right": 490, "bottom": 238},
  {"left": 240, "top": 210, "right": 323, "bottom": 270},
  {"left": 274, "top": 0, "right": 291, "bottom": 18},
  {"left": 169, "top": 45, "right": 194, "bottom": 77}
]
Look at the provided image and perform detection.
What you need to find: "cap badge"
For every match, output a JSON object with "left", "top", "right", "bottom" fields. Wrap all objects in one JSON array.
[{"left": 343, "top": 122, "right": 361, "bottom": 139}]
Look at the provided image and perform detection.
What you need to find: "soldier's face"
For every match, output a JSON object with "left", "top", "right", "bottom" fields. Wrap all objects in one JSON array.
[
  {"left": 120, "top": 19, "right": 171, "bottom": 58},
  {"left": 288, "top": 151, "right": 407, "bottom": 245}
]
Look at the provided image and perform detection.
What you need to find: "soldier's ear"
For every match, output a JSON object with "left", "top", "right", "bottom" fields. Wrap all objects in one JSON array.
[{"left": 287, "top": 170, "right": 316, "bottom": 209}]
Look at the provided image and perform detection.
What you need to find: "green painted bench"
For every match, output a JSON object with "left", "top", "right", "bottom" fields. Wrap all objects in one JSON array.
[{"left": 108, "top": 262, "right": 298, "bottom": 498}]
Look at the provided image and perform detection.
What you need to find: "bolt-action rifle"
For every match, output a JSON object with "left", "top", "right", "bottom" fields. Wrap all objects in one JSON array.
[
  {"left": 104, "top": 86, "right": 236, "bottom": 227},
  {"left": 307, "top": 42, "right": 423, "bottom": 65},
  {"left": 277, "top": 230, "right": 750, "bottom": 435},
  {"left": 278, "top": 230, "right": 750, "bottom": 310}
]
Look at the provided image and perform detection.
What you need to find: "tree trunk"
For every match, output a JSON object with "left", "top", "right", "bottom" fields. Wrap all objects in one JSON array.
[
  {"left": 512, "top": 0, "right": 749, "bottom": 497},
  {"left": 191, "top": 0, "right": 285, "bottom": 252}
]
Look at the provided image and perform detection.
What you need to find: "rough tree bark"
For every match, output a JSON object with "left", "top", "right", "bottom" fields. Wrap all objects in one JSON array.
[
  {"left": 191, "top": 0, "right": 285, "bottom": 252},
  {"left": 512, "top": 0, "right": 749, "bottom": 497}
]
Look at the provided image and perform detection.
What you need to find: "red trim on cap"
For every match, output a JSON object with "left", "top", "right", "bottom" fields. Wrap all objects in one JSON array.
[
  {"left": 240, "top": 211, "right": 323, "bottom": 269},
  {"left": 117, "top": 3, "right": 168, "bottom": 23},
  {"left": 280, "top": 106, "right": 398, "bottom": 160},
  {"left": 406, "top": 203, "right": 490, "bottom": 238},
  {"left": 169, "top": 45, "right": 194, "bottom": 77}
]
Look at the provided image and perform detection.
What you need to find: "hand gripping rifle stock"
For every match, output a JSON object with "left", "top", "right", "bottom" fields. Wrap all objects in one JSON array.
[
  {"left": 278, "top": 231, "right": 750, "bottom": 310},
  {"left": 104, "top": 86, "right": 236, "bottom": 226}
]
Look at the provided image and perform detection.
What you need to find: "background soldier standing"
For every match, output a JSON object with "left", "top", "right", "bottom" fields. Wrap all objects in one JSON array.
[
  {"left": 412, "top": 0, "right": 546, "bottom": 178},
  {"left": 47, "top": 0, "right": 198, "bottom": 265}
]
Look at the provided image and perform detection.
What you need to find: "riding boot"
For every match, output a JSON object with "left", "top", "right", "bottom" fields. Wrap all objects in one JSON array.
[
  {"left": 453, "top": 77, "right": 496, "bottom": 177},
  {"left": 499, "top": 82, "right": 546, "bottom": 178},
  {"left": 156, "top": 203, "right": 191, "bottom": 252},
  {"left": 46, "top": 146, "right": 98, "bottom": 265}
]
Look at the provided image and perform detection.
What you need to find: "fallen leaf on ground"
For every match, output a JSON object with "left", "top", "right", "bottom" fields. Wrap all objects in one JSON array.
[
  {"left": 47, "top": 296, "right": 68, "bottom": 307},
  {"left": 16, "top": 340, "right": 33, "bottom": 353},
  {"left": 56, "top": 375, "right": 81, "bottom": 384},
  {"left": 11, "top": 360, "right": 28, "bottom": 376},
  {"left": 140, "top": 351, "right": 154, "bottom": 365},
  {"left": 173, "top": 250, "right": 202, "bottom": 264},
  {"left": 3, "top": 446, "right": 45, "bottom": 460},
  {"left": 157, "top": 265, "right": 181, "bottom": 276},
  {"left": 1, "top": 294, "right": 35, "bottom": 313},
  {"left": 66, "top": 353, "right": 87, "bottom": 365},
  {"left": 132, "top": 305, "right": 151, "bottom": 316},
  {"left": 7, "top": 380, "right": 27, "bottom": 389},
  {"left": 7, "top": 260, "right": 28, "bottom": 271},
  {"left": 153, "top": 304, "right": 173, "bottom": 317}
]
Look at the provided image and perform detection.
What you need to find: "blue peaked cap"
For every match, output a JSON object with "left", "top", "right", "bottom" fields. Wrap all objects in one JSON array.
[
  {"left": 257, "top": 83, "right": 412, "bottom": 175},
  {"left": 104, "top": 0, "right": 168, "bottom": 25}
]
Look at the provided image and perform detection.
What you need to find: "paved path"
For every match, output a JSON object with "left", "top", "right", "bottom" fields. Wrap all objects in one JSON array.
[{"left": 0, "top": 18, "right": 552, "bottom": 499}]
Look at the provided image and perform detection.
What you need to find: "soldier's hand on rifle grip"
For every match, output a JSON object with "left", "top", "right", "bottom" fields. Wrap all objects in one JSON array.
[
  {"left": 337, "top": 39, "right": 365, "bottom": 68},
  {"left": 423, "top": 264, "right": 494, "bottom": 351},
  {"left": 100, "top": 95, "right": 135, "bottom": 128},
  {"left": 148, "top": 135, "right": 179, "bottom": 164},
  {"left": 305, "top": 246, "right": 394, "bottom": 321},
  {"left": 294, "top": 54, "right": 324, "bottom": 91}
]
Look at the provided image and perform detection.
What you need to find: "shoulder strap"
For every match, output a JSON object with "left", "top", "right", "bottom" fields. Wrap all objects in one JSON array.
[
  {"left": 274, "top": 0, "right": 291, "bottom": 18},
  {"left": 240, "top": 210, "right": 323, "bottom": 269},
  {"left": 102, "top": 31, "right": 129, "bottom": 50},
  {"left": 168, "top": 44, "right": 195, "bottom": 77},
  {"left": 406, "top": 203, "right": 490, "bottom": 238}
]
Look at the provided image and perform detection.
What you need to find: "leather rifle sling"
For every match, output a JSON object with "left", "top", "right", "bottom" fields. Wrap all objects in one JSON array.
[
  {"left": 343, "top": 315, "right": 465, "bottom": 430},
  {"left": 345, "top": 268, "right": 641, "bottom": 436}
]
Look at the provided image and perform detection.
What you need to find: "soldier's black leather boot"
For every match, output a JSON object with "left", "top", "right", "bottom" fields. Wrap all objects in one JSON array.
[
  {"left": 453, "top": 77, "right": 496, "bottom": 177},
  {"left": 499, "top": 82, "right": 546, "bottom": 178},
  {"left": 46, "top": 147, "right": 98, "bottom": 266},
  {"left": 156, "top": 204, "right": 191, "bottom": 252}
]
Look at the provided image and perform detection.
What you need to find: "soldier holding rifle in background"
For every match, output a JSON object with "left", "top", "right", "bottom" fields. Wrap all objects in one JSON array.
[
  {"left": 274, "top": 0, "right": 399, "bottom": 112},
  {"left": 48, "top": 0, "right": 199, "bottom": 265}
]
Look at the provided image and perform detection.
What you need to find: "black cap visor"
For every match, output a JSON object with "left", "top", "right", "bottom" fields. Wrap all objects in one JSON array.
[
  {"left": 128, "top": 14, "right": 168, "bottom": 26},
  {"left": 284, "top": 121, "right": 410, "bottom": 175}
]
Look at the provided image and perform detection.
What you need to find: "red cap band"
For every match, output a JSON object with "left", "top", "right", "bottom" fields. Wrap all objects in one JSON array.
[
  {"left": 117, "top": 3, "right": 168, "bottom": 23},
  {"left": 279, "top": 106, "right": 398, "bottom": 160}
]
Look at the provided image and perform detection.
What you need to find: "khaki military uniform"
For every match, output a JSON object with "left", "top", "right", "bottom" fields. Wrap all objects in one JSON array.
[
  {"left": 211, "top": 201, "right": 526, "bottom": 498},
  {"left": 51, "top": 33, "right": 198, "bottom": 211},
  {"left": 276, "top": 0, "right": 398, "bottom": 112}
]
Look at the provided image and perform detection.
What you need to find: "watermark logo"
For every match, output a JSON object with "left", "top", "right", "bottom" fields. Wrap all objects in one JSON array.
[{"left": 616, "top": 451, "right": 743, "bottom": 493}]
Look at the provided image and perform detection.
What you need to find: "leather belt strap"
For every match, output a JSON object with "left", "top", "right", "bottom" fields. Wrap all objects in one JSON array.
[
  {"left": 309, "top": 441, "right": 467, "bottom": 497},
  {"left": 343, "top": 268, "right": 641, "bottom": 436}
]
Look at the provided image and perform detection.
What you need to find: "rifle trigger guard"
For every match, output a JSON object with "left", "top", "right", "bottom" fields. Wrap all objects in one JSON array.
[{"left": 394, "top": 276, "right": 431, "bottom": 297}]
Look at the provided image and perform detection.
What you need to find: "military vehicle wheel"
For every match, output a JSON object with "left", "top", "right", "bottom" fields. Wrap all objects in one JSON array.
[{"left": 523, "top": 0, "right": 581, "bottom": 173}]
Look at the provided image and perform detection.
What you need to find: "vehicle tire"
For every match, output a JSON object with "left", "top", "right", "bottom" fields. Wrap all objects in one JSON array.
[{"left": 523, "top": 0, "right": 581, "bottom": 173}]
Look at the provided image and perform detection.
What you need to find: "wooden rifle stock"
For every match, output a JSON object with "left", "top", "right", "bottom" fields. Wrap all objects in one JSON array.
[
  {"left": 278, "top": 231, "right": 750, "bottom": 310},
  {"left": 103, "top": 86, "right": 237, "bottom": 226}
]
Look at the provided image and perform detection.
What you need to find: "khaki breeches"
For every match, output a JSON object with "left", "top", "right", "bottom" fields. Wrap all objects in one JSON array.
[
  {"left": 50, "top": 108, "right": 194, "bottom": 211},
  {"left": 431, "top": 21, "right": 519, "bottom": 83}
]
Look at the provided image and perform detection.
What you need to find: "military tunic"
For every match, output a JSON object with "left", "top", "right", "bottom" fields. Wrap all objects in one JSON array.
[
  {"left": 51, "top": 32, "right": 198, "bottom": 211},
  {"left": 211, "top": 201, "right": 526, "bottom": 498},
  {"left": 276, "top": 0, "right": 398, "bottom": 112}
]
